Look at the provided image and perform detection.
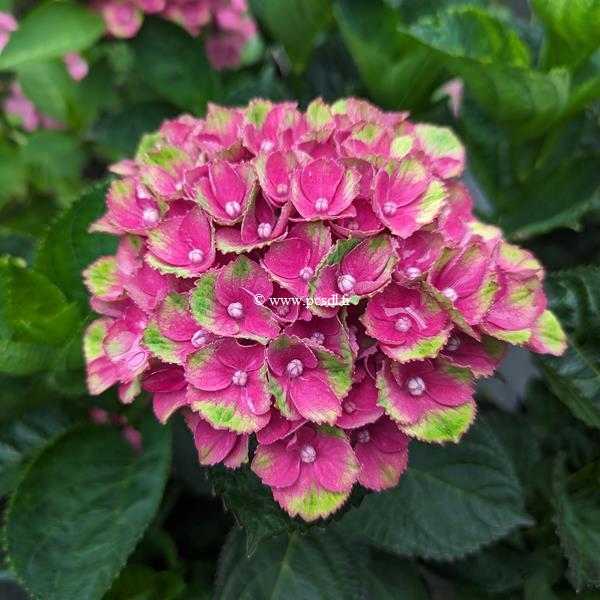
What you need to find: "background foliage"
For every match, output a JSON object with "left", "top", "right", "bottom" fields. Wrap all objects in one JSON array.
[{"left": 0, "top": 0, "right": 598, "bottom": 598}]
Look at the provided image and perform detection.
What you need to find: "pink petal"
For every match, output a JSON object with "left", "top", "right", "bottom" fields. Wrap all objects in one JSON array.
[{"left": 252, "top": 440, "right": 301, "bottom": 488}]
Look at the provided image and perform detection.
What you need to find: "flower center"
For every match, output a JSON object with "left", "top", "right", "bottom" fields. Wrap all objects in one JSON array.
[
  {"left": 300, "top": 444, "right": 316, "bottom": 463},
  {"left": 405, "top": 266, "right": 422, "bottom": 279},
  {"left": 343, "top": 400, "right": 356, "bottom": 414},
  {"left": 232, "top": 370, "right": 248, "bottom": 386},
  {"left": 276, "top": 183, "right": 289, "bottom": 195},
  {"left": 225, "top": 201, "right": 241, "bottom": 218},
  {"left": 383, "top": 202, "right": 397, "bottom": 217},
  {"left": 314, "top": 197, "right": 329, "bottom": 213},
  {"left": 257, "top": 222, "right": 273, "bottom": 239},
  {"left": 260, "top": 140, "right": 275, "bottom": 152},
  {"left": 142, "top": 207, "right": 159, "bottom": 226},
  {"left": 338, "top": 274, "right": 356, "bottom": 293},
  {"left": 395, "top": 316, "right": 411, "bottom": 332},
  {"left": 188, "top": 248, "right": 204, "bottom": 263},
  {"left": 299, "top": 266, "right": 314, "bottom": 281},
  {"left": 407, "top": 376, "right": 426, "bottom": 396},
  {"left": 276, "top": 304, "right": 290, "bottom": 316},
  {"left": 310, "top": 331, "right": 325, "bottom": 345},
  {"left": 442, "top": 287, "right": 458, "bottom": 302},
  {"left": 190, "top": 329, "right": 208, "bottom": 348},
  {"left": 356, "top": 428, "right": 370, "bottom": 444},
  {"left": 286, "top": 359, "right": 304, "bottom": 378},
  {"left": 446, "top": 336, "right": 461, "bottom": 352},
  {"left": 227, "top": 302, "right": 244, "bottom": 319},
  {"left": 346, "top": 220, "right": 359, "bottom": 230}
]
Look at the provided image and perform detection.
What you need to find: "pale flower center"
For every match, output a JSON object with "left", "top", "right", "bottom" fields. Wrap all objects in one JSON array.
[
  {"left": 260, "top": 140, "right": 275, "bottom": 152},
  {"left": 346, "top": 220, "right": 359, "bottom": 230},
  {"left": 310, "top": 331, "right": 325, "bottom": 345},
  {"left": 286, "top": 359, "right": 304, "bottom": 378},
  {"left": 314, "top": 197, "right": 329, "bottom": 213},
  {"left": 276, "top": 183, "right": 289, "bottom": 195},
  {"left": 232, "top": 370, "right": 248, "bottom": 386},
  {"left": 343, "top": 400, "right": 356, "bottom": 414},
  {"left": 405, "top": 266, "right": 422, "bottom": 279},
  {"left": 395, "top": 316, "right": 411, "bottom": 332},
  {"left": 188, "top": 248, "right": 204, "bottom": 263},
  {"left": 227, "top": 302, "right": 244, "bottom": 319},
  {"left": 442, "top": 287, "right": 458, "bottom": 302},
  {"left": 257, "top": 222, "right": 273, "bottom": 239},
  {"left": 407, "top": 376, "right": 426, "bottom": 396},
  {"left": 300, "top": 444, "right": 316, "bottom": 463},
  {"left": 382, "top": 202, "right": 397, "bottom": 217},
  {"left": 142, "top": 207, "right": 159, "bottom": 226},
  {"left": 276, "top": 304, "right": 290, "bottom": 316},
  {"left": 338, "top": 274, "right": 356, "bottom": 293},
  {"left": 446, "top": 336, "right": 461, "bottom": 352},
  {"left": 225, "top": 201, "right": 241, "bottom": 218},
  {"left": 356, "top": 428, "right": 370, "bottom": 444},
  {"left": 190, "top": 329, "right": 208, "bottom": 348},
  {"left": 299, "top": 266, "right": 314, "bottom": 281}
]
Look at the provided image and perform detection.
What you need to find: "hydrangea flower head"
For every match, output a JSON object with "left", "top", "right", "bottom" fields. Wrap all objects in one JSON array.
[
  {"left": 92, "top": 0, "right": 258, "bottom": 70},
  {"left": 84, "top": 97, "right": 567, "bottom": 521}
]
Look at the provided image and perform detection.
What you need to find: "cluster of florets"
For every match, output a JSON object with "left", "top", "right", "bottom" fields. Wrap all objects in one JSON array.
[
  {"left": 83, "top": 98, "right": 566, "bottom": 521},
  {"left": 92, "top": 0, "right": 257, "bottom": 69}
]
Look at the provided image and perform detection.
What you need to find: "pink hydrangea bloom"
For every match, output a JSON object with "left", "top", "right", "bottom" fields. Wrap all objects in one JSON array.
[
  {"left": 91, "top": 0, "right": 258, "bottom": 70},
  {"left": 83, "top": 98, "right": 566, "bottom": 521}
]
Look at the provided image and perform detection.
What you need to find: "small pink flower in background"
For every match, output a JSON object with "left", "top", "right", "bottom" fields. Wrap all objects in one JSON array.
[
  {"left": 3, "top": 83, "right": 63, "bottom": 132},
  {"left": 89, "top": 407, "right": 142, "bottom": 452},
  {"left": 440, "top": 78, "right": 464, "bottom": 117},
  {"left": 83, "top": 98, "right": 566, "bottom": 521},
  {"left": 90, "top": 0, "right": 258, "bottom": 70},
  {"left": 93, "top": 0, "right": 143, "bottom": 38},
  {"left": 63, "top": 52, "right": 89, "bottom": 81},
  {"left": 0, "top": 11, "right": 17, "bottom": 52}
]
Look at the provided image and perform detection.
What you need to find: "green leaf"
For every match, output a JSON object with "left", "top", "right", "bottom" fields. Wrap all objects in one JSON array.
[
  {"left": 334, "top": 0, "right": 444, "bottom": 109},
  {"left": 105, "top": 565, "right": 185, "bottom": 600},
  {"left": 536, "top": 267, "right": 600, "bottom": 429},
  {"left": 554, "top": 462, "right": 600, "bottom": 590},
  {"left": 4, "top": 417, "right": 172, "bottom": 600},
  {"left": 435, "top": 543, "right": 541, "bottom": 594},
  {"left": 210, "top": 464, "right": 308, "bottom": 555},
  {"left": 92, "top": 102, "right": 177, "bottom": 160},
  {"left": 404, "top": 7, "right": 571, "bottom": 140},
  {"left": 20, "top": 130, "right": 85, "bottom": 199},
  {"left": 408, "top": 8, "right": 531, "bottom": 66},
  {"left": 0, "top": 339, "right": 54, "bottom": 376},
  {"left": 0, "top": 1, "right": 104, "bottom": 70},
  {"left": 499, "top": 154, "right": 600, "bottom": 238},
  {"left": 336, "top": 418, "right": 531, "bottom": 560},
  {"left": 17, "top": 59, "right": 79, "bottom": 126},
  {"left": 35, "top": 182, "right": 118, "bottom": 306},
  {"left": 0, "top": 141, "right": 26, "bottom": 208},
  {"left": 261, "top": 0, "right": 333, "bottom": 73},
  {"left": 532, "top": 0, "right": 600, "bottom": 66},
  {"left": 0, "top": 258, "right": 80, "bottom": 346},
  {"left": 0, "top": 408, "right": 72, "bottom": 495},
  {"left": 132, "top": 18, "right": 220, "bottom": 114},
  {"left": 365, "top": 550, "right": 427, "bottom": 599},
  {"left": 215, "top": 528, "right": 367, "bottom": 599}
]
